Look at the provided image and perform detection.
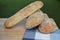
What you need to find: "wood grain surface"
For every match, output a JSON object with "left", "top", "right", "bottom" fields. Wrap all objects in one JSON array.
[{"left": 0, "top": 18, "right": 26, "bottom": 40}]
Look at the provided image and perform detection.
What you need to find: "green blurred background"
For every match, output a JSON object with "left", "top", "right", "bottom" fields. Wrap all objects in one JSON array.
[{"left": 0, "top": 0, "right": 60, "bottom": 28}]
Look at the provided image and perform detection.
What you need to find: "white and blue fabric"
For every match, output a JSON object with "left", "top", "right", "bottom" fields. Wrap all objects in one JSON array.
[{"left": 23, "top": 28, "right": 60, "bottom": 40}]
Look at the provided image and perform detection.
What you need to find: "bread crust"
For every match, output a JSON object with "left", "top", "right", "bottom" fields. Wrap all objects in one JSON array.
[
  {"left": 26, "top": 10, "right": 44, "bottom": 29},
  {"left": 5, "top": 1, "right": 44, "bottom": 28},
  {"left": 39, "top": 14, "right": 58, "bottom": 34}
]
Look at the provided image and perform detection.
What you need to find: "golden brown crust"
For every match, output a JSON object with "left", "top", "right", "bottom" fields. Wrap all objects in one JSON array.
[
  {"left": 26, "top": 10, "right": 44, "bottom": 29},
  {"left": 38, "top": 14, "right": 57, "bottom": 34},
  {"left": 5, "top": 1, "right": 44, "bottom": 28}
]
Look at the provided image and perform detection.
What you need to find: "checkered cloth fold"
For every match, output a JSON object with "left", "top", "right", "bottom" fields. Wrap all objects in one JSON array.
[{"left": 23, "top": 28, "right": 60, "bottom": 40}]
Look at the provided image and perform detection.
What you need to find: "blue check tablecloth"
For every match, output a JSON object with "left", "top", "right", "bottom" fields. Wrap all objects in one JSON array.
[{"left": 23, "top": 28, "right": 60, "bottom": 40}]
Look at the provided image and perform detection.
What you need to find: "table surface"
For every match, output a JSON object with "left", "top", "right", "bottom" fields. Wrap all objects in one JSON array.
[{"left": 0, "top": 18, "right": 26, "bottom": 40}]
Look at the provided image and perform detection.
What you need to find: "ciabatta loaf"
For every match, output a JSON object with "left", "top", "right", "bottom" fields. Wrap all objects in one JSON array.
[
  {"left": 26, "top": 10, "right": 44, "bottom": 29},
  {"left": 39, "top": 14, "right": 58, "bottom": 34}
]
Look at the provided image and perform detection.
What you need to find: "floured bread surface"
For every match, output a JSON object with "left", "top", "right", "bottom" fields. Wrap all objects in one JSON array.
[
  {"left": 26, "top": 10, "right": 44, "bottom": 29},
  {"left": 50, "top": 18, "right": 58, "bottom": 29},
  {"left": 39, "top": 14, "right": 58, "bottom": 34},
  {"left": 5, "top": 1, "right": 44, "bottom": 28}
]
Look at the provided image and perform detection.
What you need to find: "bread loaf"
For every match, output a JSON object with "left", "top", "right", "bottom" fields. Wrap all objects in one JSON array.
[
  {"left": 38, "top": 14, "right": 58, "bottom": 34},
  {"left": 5, "top": 1, "right": 44, "bottom": 28},
  {"left": 26, "top": 10, "right": 44, "bottom": 29}
]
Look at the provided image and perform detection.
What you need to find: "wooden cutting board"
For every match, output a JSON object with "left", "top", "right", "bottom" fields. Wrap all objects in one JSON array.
[{"left": 0, "top": 18, "right": 26, "bottom": 40}]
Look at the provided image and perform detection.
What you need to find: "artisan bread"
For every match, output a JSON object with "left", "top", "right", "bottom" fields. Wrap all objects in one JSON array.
[
  {"left": 38, "top": 14, "right": 58, "bottom": 34},
  {"left": 26, "top": 10, "right": 44, "bottom": 29},
  {"left": 5, "top": 1, "right": 44, "bottom": 28}
]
